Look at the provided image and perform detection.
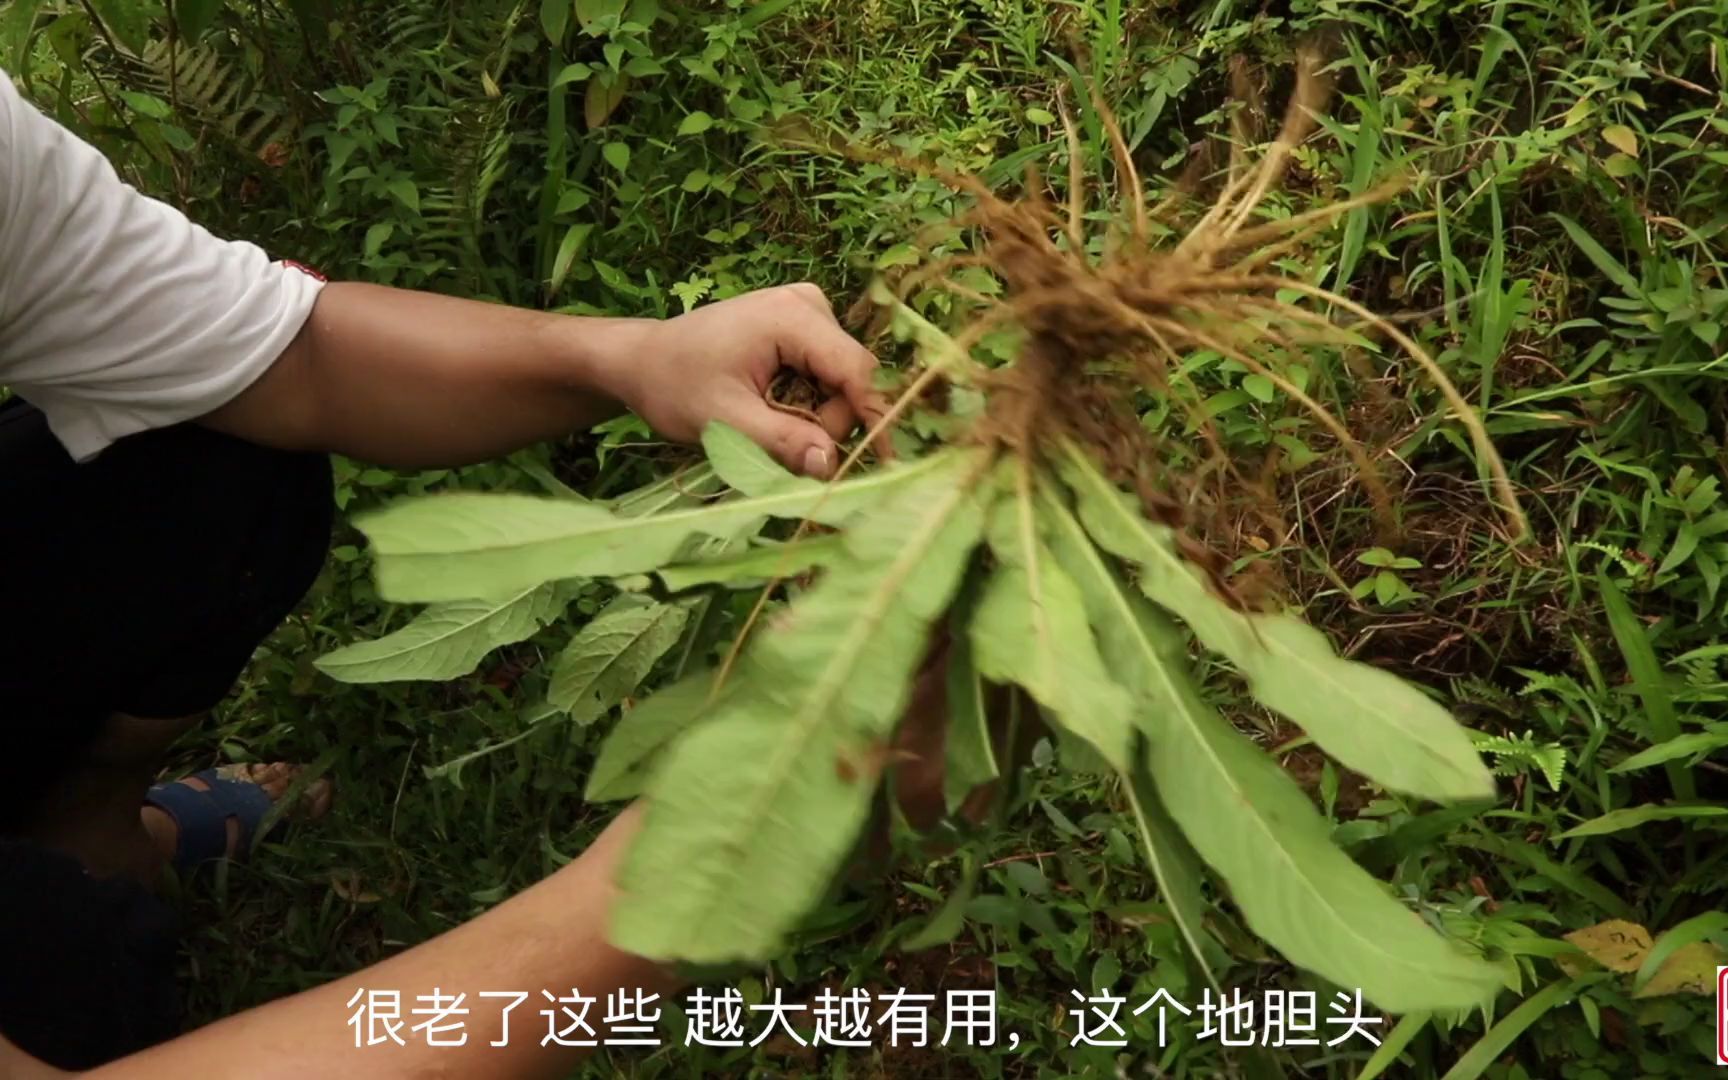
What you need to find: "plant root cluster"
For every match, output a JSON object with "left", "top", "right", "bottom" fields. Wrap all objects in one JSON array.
[{"left": 847, "top": 53, "right": 1525, "bottom": 609}]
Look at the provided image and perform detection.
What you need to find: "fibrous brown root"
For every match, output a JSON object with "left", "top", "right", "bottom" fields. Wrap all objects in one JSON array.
[{"left": 854, "top": 49, "right": 1526, "bottom": 610}]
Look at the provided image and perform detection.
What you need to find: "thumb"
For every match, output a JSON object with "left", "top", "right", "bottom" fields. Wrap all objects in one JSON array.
[{"left": 716, "top": 391, "right": 840, "bottom": 479}]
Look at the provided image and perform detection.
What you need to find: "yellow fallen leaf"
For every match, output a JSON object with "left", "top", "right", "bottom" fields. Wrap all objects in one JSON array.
[
  {"left": 1634, "top": 941, "right": 1728, "bottom": 998},
  {"left": 1559, "top": 919, "right": 1651, "bottom": 976},
  {"left": 1602, "top": 124, "right": 1639, "bottom": 157}
]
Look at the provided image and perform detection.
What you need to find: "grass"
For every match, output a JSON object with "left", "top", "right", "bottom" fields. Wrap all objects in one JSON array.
[{"left": 14, "top": 0, "right": 1728, "bottom": 1075}]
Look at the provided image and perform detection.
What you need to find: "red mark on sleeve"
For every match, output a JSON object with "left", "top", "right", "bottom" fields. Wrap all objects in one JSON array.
[{"left": 279, "top": 259, "right": 328, "bottom": 282}]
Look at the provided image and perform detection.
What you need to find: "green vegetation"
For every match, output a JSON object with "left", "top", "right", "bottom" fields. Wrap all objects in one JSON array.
[{"left": 12, "top": 0, "right": 1728, "bottom": 1075}]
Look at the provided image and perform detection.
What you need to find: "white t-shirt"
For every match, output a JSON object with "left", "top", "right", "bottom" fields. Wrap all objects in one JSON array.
[{"left": 0, "top": 71, "right": 325, "bottom": 461}]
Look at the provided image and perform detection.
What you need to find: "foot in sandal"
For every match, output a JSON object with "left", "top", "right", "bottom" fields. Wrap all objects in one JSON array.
[{"left": 140, "top": 763, "right": 333, "bottom": 872}]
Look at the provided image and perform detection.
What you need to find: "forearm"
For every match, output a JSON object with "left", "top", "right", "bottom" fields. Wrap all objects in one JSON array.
[
  {"left": 203, "top": 283, "right": 651, "bottom": 469},
  {"left": 82, "top": 808, "right": 675, "bottom": 1079}
]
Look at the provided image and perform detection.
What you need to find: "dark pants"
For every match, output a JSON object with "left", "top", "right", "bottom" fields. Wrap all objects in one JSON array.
[{"left": 0, "top": 397, "right": 333, "bottom": 1068}]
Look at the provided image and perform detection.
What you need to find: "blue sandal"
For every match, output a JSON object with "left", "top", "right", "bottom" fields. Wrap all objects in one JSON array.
[{"left": 144, "top": 766, "right": 288, "bottom": 873}]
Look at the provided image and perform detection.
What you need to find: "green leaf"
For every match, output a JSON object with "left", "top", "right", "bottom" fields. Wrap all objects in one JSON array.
[
  {"left": 972, "top": 485, "right": 1137, "bottom": 771},
  {"left": 1242, "top": 372, "right": 1276, "bottom": 402},
  {"left": 1357, "top": 1012, "right": 1432, "bottom": 1080},
  {"left": 943, "top": 603, "right": 997, "bottom": 812},
  {"left": 867, "top": 279, "right": 981, "bottom": 379},
  {"left": 1610, "top": 730, "right": 1728, "bottom": 772},
  {"left": 551, "top": 62, "right": 593, "bottom": 88},
  {"left": 609, "top": 463, "right": 720, "bottom": 517},
  {"left": 90, "top": 0, "right": 148, "bottom": 53},
  {"left": 1124, "top": 755, "right": 1221, "bottom": 989},
  {"left": 1133, "top": 629, "right": 1498, "bottom": 1010},
  {"left": 1037, "top": 485, "right": 1491, "bottom": 1008},
  {"left": 540, "top": 0, "right": 570, "bottom": 41},
  {"left": 547, "top": 223, "right": 592, "bottom": 297},
  {"left": 677, "top": 110, "right": 715, "bottom": 136},
  {"left": 1634, "top": 940, "right": 1727, "bottom": 997},
  {"left": 658, "top": 535, "right": 844, "bottom": 592},
  {"left": 359, "top": 451, "right": 958, "bottom": 602},
  {"left": 1040, "top": 485, "right": 1218, "bottom": 986},
  {"left": 1059, "top": 444, "right": 1494, "bottom": 802},
  {"left": 874, "top": 243, "right": 919, "bottom": 270},
  {"left": 1457, "top": 834, "right": 1634, "bottom": 920},
  {"left": 116, "top": 90, "right": 171, "bottom": 119},
  {"left": 903, "top": 858, "right": 979, "bottom": 950},
  {"left": 387, "top": 177, "right": 420, "bottom": 212},
  {"left": 1551, "top": 213, "right": 1642, "bottom": 296},
  {"left": 584, "top": 73, "right": 629, "bottom": 129},
  {"left": 1438, "top": 981, "right": 1579, "bottom": 1080},
  {"left": 574, "top": 0, "right": 624, "bottom": 34},
  {"left": 1, "top": 1, "right": 43, "bottom": 73},
  {"left": 1598, "top": 569, "right": 1693, "bottom": 799},
  {"left": 602, "top": 140, "right": 630, "bottom": 172},
  {"left": 1602, "top": 152, "right": 1640, "bottom": 178},
  {"left": 1601, "top": 123, "right": 1639, "bottom": 157},
  {"left": 737, "top": 0, "right": 800, "bottom": 27},
  {"left": 1634, "top": 912, "right": 1728, "bottom": 995},
  {"left": 173, "top": 0, "right": 223, "bottom": 38},
  {"left": 315, "top": 583, "right": 573, "bottom": 684},
  {"left": 1657, "top": 522, "right": 1699, "bottom": 577},
  {"left": 586, "top": 666, "right": 732, "bottom": 801},
  {"left": 701, "top": 421, "right": 808, "bottom": 496},
  {"left": 1556, "top": 803, "right": 1728, "bottom": 839},
  {"left": 1025, "top": 107, "right": 1056, "bottom": 125},
  {"left": 548, "top": 598, "right": 693, "bottom": 724},
  {"left": 611, "top": 450, "right": 996, "bottom": 963}
]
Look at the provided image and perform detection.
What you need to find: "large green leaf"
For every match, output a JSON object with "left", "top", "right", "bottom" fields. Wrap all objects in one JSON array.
[
  {"left": 314, "top": 582, "right": 573, "bottom": 684},
  {"left": 972, "top": 467, "right": 1138, "bottom": 770},
  {"left": 1059, "top": 443, "right": 1494, "bottom": 803},
  {"left": 586, "top": 666, "right": 732, "bottom": 802},
  {"left": 1039, "top": 482, "right": 1497, "bottom": 1011},
  {"left": 1611, "top": 729, "right": 1728, "bottom": 773},
  {"left": 1556, "top": 803, "right": 1728, "bottom": 839},
  {"left": 1138, "top": 625, "right": 1496, "bottom": 1010},
  {"left": 610, "top": 448, "right": 995, "bottom": 963},
  {"left": 548, "top": 598, "right": 693, "bottom": 724},
  {"left": 359, "top": 451, "right": 952, "bottom": 602},
  {"left": 1040, "top": 486, "right": 1218, "bottom": 986},
  {"left": 658, "top": 535, "right": 844, "bottom": 592}
]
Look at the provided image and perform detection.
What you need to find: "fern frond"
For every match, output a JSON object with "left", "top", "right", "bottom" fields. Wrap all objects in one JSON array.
[
  {"left": 1571, "top": 539, "right": 1645, "bottom": 580},
  {"left": 1469, "top": 731, "right": 1566, "bottom": 791},
  {"left": 100, "top": 38, "right": 295, "bottom": 157}
]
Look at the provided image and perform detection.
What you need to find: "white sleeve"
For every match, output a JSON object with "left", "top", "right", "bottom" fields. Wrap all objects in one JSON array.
[{"left": 0, "top": 72, "right": 325, "bottom": 461}]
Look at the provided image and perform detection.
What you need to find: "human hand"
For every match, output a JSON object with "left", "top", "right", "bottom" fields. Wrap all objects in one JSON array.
[{"left": 606, "top": 283, "right": 888, "bottom": 479}]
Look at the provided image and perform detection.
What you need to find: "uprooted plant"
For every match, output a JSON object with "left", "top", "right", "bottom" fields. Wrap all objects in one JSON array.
[{"left": 330, "top": 57, "right": 1527, "bottom": 1014}]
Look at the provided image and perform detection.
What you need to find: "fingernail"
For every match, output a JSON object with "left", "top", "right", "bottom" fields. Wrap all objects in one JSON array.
[{"left": 803, "top": 446, "right": 830, "bottom": 478}]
